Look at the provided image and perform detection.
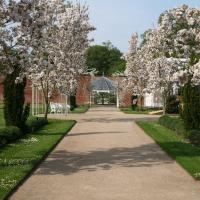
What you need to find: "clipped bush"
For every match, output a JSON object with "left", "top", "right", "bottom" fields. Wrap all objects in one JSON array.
[
  {"left": 0, "top": 126, "right": 22, "bottom": 146},
  {"left": 0, "top": 118, "right": 48, "bottom": 147},
  {"left": 26, "top": 117, "right": 48, "bottom": 133},
  {"left": 158, "top": 115, "right": 187, "bottom": 136},
  {"left": 188, "top": 130, "right": 200, "bottom": 147}
]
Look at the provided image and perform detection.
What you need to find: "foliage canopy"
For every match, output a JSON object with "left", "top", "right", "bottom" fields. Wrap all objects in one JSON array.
[{"left": 86, "top": 41, "right": 126, "bottom": 76}]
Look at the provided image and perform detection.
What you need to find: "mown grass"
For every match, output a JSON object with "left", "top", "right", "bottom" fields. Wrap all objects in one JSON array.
[
  {"left": 120, "top": 107, "right": 160, "bottom": 114},
  {"left": 0, "top": 119, "right": 76, "bottom": 200},
  {"left": 71, "top": 105, "right": 89, "bottom": 113},
  {"left": 137, "top": 121, "right": 200, "bottom": 180}
]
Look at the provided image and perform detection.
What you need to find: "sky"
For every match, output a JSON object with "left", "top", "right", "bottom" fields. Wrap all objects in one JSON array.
[{"left": 76, "top": 0, "right": 200, "bottom": 53}]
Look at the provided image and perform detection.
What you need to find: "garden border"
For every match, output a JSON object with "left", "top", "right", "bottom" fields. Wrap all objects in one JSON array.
[{"left": 4, "top": 120, "right": 76, "bottom": 200}]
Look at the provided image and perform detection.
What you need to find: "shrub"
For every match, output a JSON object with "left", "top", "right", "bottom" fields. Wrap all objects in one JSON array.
[
  {"left": 0, "top": 118, "right": 48, "bottom": 147},
  {"left": 26, "top": 117, "right": 48, "bottom": 133},
  {"left": 0, "top": 126, "right": 22, "bottom": 146},
  {"left": 188, "top": 130, "right": 200, "bottom": 147},
  {"left": 158, "top": 115, "right": 187, "bottom": 136},
  {"left": 166, "top": 95, "right": 180, "bottom": 114},
  {"left": 181, "top": 82, "right": 200, "bottom": 130}
]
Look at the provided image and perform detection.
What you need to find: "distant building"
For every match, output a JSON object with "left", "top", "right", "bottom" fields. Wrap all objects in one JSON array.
[
  {"left": 0, "top": 75, "right": 163, "bottom": 109},
  {"left": 144, "top": 93, "right": 163, "bottom": 108},
  {"left": 76, "top": 75, "right": 132, "bottom": 107}
]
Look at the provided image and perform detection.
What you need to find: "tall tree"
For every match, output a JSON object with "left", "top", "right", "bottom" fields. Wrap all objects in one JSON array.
[
  {"left": 126, "top": 33, "right": 149, "bottom": 111},
  {"left": 0, "top": 0, "right": 94, "bottom": 121},
  {"left": 86, "top": 42, "right": 126, "bottom": 76},
  {"left": 26, "top": 0, "right": 94, "bottom": 120}
]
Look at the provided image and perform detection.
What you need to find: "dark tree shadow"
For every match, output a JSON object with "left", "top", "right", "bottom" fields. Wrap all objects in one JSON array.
[
  {"left": 79, "top": 117, "right": 159, "bottom": 123},
  {"left": 35, "top": 143, "right": 181, "bottom": 176},
  {"left": 67, "top": 131, "right": 126, "bottom": 137}
]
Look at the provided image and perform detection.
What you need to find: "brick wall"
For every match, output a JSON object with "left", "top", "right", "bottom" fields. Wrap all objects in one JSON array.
[
  {"left": 0, "top": 75, "right": 132, "bottom": 107},
  {"left": 76, "top": 75, "right": 132, "bottom": 107},
  {"left": 76, "top": 75, "right": 91, "bottom": 105}
]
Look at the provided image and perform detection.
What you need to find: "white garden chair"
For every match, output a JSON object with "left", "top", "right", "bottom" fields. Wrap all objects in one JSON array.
[
  {"left": 66, "top": 104, "right": 71, "bottom": 114},
  {"left": 50, "top": 102, "right": 56, "bottom": 113},
  {"left": 50, "top": 102, "right": 70, "bottom": 114}
]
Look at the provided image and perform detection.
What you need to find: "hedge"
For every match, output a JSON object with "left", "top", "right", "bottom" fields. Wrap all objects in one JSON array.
[
  {"left": 0, "top": 126, "right": 22, "bottom": 146},
  {"left": 25, "top": 117, "right": 48, "bottom": 133},
  {"left": 188, "top": 130, "right": 200, "bottom": 147},
  {"left": 159, "top": 115, "right": 200, "bottom": 147},
  {"left": 181, "top": 83, "right": 200, "bottom": 130},
  {"left": 0, "top": 117, "right": 47, "bottom": 147},
  {"left": 158, "top": 115, "right": 187, "bottom": 137}
]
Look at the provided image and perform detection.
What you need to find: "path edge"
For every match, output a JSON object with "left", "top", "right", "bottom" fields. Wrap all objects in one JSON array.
[
  {"left": 5, "top": 120, "right": 76, "bottom": 200},
  {"left": 135, "top": 121, "right": 198, "bottom": 182}
]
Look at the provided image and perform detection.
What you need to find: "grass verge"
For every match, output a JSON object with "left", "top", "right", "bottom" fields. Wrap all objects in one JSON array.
[
  {"left": 0, "top": 119, "right": 76, "bottom": 200},
  {"left": 137, "top": 121, "right": 200, "bottom": 180},
  {"left": 71, "top": 105, "right": 89, "bottom": 114}
]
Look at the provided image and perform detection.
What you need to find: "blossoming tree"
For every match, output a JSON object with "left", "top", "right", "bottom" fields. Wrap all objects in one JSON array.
[
  {"left": 126, "top": 5, "right": 200, "bottom": 113},
  {"left": 26, "top": 0, "right": 94, "bottom": 120},
  {"left": 158, "top": 5, "right": 200, "bottom": 84},
  {"left": 125, "top": 33, "right": 149, "bottom": 110}
]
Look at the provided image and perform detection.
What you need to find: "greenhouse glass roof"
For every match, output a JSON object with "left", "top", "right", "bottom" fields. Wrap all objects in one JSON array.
[{"left": 91, "top": 76, "right": 117, "bottom": 92}]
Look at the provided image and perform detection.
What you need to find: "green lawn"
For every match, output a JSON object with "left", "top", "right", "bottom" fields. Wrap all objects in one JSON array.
[
  {"left": 71, "top": 105, "right": 89, "bottom": 113},
  {"left": 0, "top": 119, "right": 76, "bottom": 200},
  {"left": 120, "top": 107, "right": 160, "bottom": 114},
  {"left": 137, "top": 121, "right": 200, "bottom": 180}
]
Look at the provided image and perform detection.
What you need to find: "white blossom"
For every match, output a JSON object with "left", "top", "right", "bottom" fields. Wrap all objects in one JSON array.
[{"left": 126, "top": 35, "right": 149, "bottom": 97}]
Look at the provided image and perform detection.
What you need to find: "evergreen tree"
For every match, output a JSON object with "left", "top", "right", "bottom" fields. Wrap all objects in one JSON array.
[
  {"left": 3, "top": 64, "right": 30, "bottom": 130},
  {"left": 181, "top": 82, "right": 200, "bottom": 130}
]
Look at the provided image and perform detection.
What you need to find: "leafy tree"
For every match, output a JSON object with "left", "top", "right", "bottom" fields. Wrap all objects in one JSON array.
[{"left": 86, "top": 42, "right": 126, "bottom": 76}]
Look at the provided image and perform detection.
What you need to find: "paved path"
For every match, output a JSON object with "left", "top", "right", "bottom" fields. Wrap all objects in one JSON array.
[{"left": 11, "top": 107, "right": 200, "bottom": 200}]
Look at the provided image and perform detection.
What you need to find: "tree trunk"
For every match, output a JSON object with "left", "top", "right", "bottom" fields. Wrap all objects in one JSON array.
[
  {"left": 44, "top": 98, "right": 49, "bottom": 121},
  {"left": 162, "top": 94, "right": 167, "bottom": 115},
  {"left": 40, "top": 80, "right": 49, "bottom": 121},
  {"left": 138, "top": 95, "right": 143, "bottom": 111}
]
